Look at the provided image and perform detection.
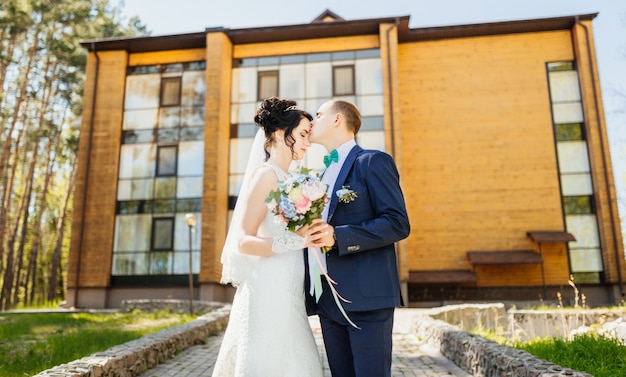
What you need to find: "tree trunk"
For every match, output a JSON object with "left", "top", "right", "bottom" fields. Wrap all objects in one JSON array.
[
  {"left": 0, "top": 26, "right": 39, "bottom": 188},
  {"left": 48, "top": 157, "right": 77, "bottom": 302},
  {"left": 0, "top": 29, "right": 40, "bottom": 305},
  {"left": 0, "top": 32, "right": 17, "bottom": 116},
  {"left": 25, "top": 53, "right": 57, "bottom": 306},
  {"left": 0, "top": 128, "right": 25, "bottom": 310},
  {"left": 11, "top": 141, "right": 38, "bottom": 307},
  {"left": 26, "top": 136, "right": 55, "bottom": 305}
]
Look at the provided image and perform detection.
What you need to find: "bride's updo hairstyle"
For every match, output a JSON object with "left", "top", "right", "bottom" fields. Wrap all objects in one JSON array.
[{"left": 254, "top": 97, "right": 313, "bottom": 160}]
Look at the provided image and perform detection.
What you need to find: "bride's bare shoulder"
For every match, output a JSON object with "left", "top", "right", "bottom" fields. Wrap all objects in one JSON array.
[{"left": 248, "top": 164, "right": 278, "bottom": 186}]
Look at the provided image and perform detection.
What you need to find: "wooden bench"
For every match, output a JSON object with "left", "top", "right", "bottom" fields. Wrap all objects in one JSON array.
[
  {"left": 409, "top": 270, "right": 476, "bottom": 284},
  {"left": 467, "top": 249, "right": 542, "bottom": 265}
]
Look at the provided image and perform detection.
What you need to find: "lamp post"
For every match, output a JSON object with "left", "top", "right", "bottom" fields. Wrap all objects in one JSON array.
[{"left": 185, "top": 213, "right": 196, "bottom": 315}]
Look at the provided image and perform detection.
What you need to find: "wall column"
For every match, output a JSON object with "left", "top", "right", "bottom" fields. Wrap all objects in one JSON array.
[
  {"left": 572, "top": 21, "right": 625, "bottom": 299},
  {"left": 200, "top": 31, "right": 235, "bottom": 302},
  {"left": 67, "top": 50, "right": 127, "bottom": 308}
]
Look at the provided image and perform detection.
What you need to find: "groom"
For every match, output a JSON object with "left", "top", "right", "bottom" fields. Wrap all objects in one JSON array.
[{"left": 307, "top": 100, "right": 410, "bottom": 377}]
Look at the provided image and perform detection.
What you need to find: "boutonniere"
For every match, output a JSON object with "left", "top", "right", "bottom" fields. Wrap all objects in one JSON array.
[{"left": 336, "top": 186, "right": 357, "bottom": 203}]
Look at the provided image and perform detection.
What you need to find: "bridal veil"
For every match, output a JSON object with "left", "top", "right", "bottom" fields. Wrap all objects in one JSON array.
[{"left": 220, "top": 128, "right": 266, "bottom": 286}]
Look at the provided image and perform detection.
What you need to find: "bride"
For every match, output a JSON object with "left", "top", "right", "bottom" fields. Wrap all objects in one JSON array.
[{"left": 212, "top": 97, "right": 330, "bottom": 376}]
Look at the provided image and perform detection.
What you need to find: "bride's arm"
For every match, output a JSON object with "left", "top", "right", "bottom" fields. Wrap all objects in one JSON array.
[{"left": 236, "top": 166, "right": 277, "bottom": 257}]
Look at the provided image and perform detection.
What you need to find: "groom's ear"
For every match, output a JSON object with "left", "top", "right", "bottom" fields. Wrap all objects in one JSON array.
[{"left": 334, "top": 113, "right": 342, "bottom": 127}]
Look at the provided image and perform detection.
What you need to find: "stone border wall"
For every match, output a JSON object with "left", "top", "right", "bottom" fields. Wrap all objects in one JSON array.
[
  {"left": 120, "top": 298, "right": 220, "bottom": 314},
  {"left": 427, "top": 303, "right": 508, "bottom": 333},
  {"left": 413, "top": 304, "right": 593, "bottom": 377},
  {"left": 33, "top": 303, "right": 230, "bottom": 377},
  {"left": 509, "top": 308, "right": 626, "bottom": 341}
]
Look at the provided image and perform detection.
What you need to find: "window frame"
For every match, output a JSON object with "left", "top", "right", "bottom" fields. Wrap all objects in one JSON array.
[
  {"left": 151, "top": 217, "right": 175, "bottom": 251},
  {"left": 332, "top": 64, "right": 355, "bottom": 96},
  {"left": 546, "top": 60, "right": 604, "bottom": 283},
  {"left": 160, "top": 76, "right": 182, "bottom": 107},
  {"left": 156, "top": 144, "right": 178, "bottom": 177},
  {"left": 257, "top": 70, "right": 279, "bottom": 100}
]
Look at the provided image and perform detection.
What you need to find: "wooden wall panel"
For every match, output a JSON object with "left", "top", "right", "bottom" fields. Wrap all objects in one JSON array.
[
  {"left": 128, "top": 48, "right": 206, "bottom": 66},
  {"left": 473, "top": 243, "right": 567, "bottom": 286},
  {"left": 233, "top": 35, "right": 379, "bottom": 58},
  {"left": 397, "top": 30, "right": 576, "bottom": 286}
]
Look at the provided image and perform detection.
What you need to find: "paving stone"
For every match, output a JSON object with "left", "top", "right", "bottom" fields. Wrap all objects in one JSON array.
[{"left": 136, "top": 309, "right": 470, "bottom": 377}]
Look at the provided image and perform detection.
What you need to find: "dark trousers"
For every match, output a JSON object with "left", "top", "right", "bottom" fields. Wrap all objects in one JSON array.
[{"left": 317, "top": 278, "right": 395, "bottom": 377}]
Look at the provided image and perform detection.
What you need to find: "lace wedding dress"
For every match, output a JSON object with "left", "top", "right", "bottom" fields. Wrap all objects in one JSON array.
[{"left": 212, "top": 163, "right": 323, "bottom": 377}]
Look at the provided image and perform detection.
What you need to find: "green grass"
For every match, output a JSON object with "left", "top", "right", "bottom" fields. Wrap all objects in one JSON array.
[
  {"left": 0, "top": 310, "right": 195, "bottom": 377},
  {"left": 515, "top": 334, "right": 626, "bottom": 377},
  {"left": 474, "top": 329, "right": 626, "bottom": 377}
]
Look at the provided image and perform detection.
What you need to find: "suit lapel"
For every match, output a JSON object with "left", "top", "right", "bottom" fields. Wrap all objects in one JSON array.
[{"left": 328, "top": 145, "right": 362, "bottom": 222}]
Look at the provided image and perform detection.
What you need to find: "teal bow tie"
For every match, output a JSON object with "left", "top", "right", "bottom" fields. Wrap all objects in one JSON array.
[{"left": 323, "top": 149, "right": 339, "bottom": 167}]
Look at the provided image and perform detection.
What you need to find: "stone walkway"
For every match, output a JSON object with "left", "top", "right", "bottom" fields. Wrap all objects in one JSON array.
[{"left": 137, "top": 309, "right": 470, "bottom": 377}]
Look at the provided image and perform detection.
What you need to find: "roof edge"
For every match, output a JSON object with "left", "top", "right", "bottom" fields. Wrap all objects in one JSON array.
[
  {"left": 399, "top": 12, "right": 599, "bottom": 42},
  {"left": 79, "top": 12, "right": 599, "bottom": 53}
]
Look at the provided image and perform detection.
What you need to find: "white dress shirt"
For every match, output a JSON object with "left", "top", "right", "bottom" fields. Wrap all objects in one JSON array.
[{"left": 309, "top": 140, "right": 357, "bottom": 297}]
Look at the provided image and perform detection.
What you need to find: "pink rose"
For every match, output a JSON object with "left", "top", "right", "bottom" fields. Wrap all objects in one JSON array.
[{"left": 294, "top": 196, "right": 312, "bottom": 214}]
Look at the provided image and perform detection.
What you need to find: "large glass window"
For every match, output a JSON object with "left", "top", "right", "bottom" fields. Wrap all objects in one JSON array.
[
  {"left": 547, "top": 61, "right": 603, "bottom": 284},
  {"left": 113, "top": 61, "right": 205, "bottom": 282}
]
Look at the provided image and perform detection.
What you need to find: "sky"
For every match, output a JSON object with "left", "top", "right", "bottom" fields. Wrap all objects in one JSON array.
[{"left": 117, "top": 0, "right": 626, "bottom": 235}]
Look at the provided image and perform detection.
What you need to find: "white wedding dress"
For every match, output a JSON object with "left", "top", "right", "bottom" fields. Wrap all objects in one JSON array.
[{"left": 212, "top": 163, "right": 323, "bottom": 377}]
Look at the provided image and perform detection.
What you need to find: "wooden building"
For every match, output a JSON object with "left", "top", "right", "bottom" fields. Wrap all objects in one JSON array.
[{"left": 67, "top": 10, "right": 625, "bottom": 309}]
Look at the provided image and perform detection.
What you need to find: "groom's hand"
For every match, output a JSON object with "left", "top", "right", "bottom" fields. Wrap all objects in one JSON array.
[
  {"left": 305, "top": 221, "right": 334, "bottom": 249},
  {"left": 298, "top": 220, "right": 327, "bottom": 248},
  {"left": 313, "top": 222, "right": 335, "bottom": 252}
]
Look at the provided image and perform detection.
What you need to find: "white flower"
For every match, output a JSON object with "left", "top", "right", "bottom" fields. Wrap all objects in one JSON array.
[{"left": 301, "top": 180, "right": 327, "bottom": 201}]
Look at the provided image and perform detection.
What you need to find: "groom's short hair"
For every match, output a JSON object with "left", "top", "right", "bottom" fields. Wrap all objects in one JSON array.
[{"left": 333, "top": 100, "right": 361, "bottom": 135}]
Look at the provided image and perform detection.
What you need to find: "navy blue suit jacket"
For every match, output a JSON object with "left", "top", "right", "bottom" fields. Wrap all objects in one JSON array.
[{"left": 308, "top": 145, "right": 410, "bottom": 313}]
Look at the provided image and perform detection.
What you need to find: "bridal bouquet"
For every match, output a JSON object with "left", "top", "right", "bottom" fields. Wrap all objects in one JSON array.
[
  {"left": 265, "top": 167, "right": 360, "bottom": 329},
  {"left": 265, "top": 167, "right": 328, "bottom": 232}
]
